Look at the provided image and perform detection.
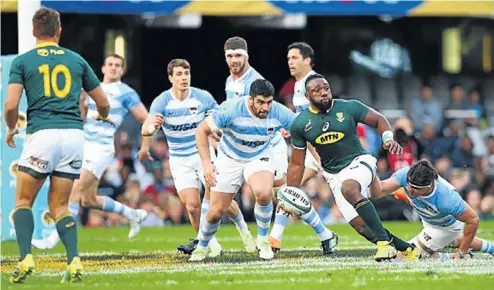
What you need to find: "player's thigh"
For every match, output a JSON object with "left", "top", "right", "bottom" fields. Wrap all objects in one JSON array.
[
  {"left": 272, "top": 140, "right": 288, "bottom": 183},
  {"left": 169, "top": 155, "right": 202, "bottom": 193},
  {"left": 14, "top": 171, "right": 46, "bottom": 207},
  {"left": 339, "top": 154, "right": 377, "bottom": 196},
  {"left": 244, "top": 157, "right": 274, "bottom": 200},
  {"left": 415, "top": 221, "right": 464, "bottom": 254},
  {"left": 323, "top": 171, "right": 359, "bottom": 222},
  {"left": 209, "top": 190, "right": 235, "bottom": 219},
  {"left": 211, "top": 151, "right": 244, "bottom": 194},
  {"left": 178, "top": 188, "right": 201, "bottom": 210},
  {"left": 71, "top": 168, "right": 100, "bottom": 203},
  {"left": 81, "top": 141, "right": 115, "bottom": 181}
]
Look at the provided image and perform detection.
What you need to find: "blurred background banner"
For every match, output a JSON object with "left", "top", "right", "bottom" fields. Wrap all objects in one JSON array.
[{"left": 0, "top": 55, "right": 54, "bottom": 241}]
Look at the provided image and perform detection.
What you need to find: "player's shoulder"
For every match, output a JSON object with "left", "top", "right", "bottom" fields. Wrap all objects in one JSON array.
[
  {"left": 249, "top": 67, "right": 264, "bottom": 80},
  {"left": 334, "top": 98, "right": 362, "bottom": 107},
  {"left": 153, "top": 89, "right": 172, "bottom": 104},
  {"left": 190, "top": 87, "right": 213, "bottom": 99},
  {"left": 291, "top": 110, "right": 311, "bottom": 127},
  {"left": 117, "top": 82, "right": 138, "bottom": 95}
]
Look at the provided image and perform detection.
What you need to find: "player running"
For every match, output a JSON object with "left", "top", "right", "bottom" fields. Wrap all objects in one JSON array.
[
  {"left": 189, "top": 79, "right": 295, "bottom": 261},
  {"left": 32, "top": 54, "right": 158, "bottom": 250},
  {"left": 6, "top": 8, "right": 111, "bottom": 283},
  {"left": 269, "top": 42, "right": 335, "bottom": 254},
  {"left": 287, "top": 74, "right": 420, "bottom": 262},
  {"left": 375, "top": 160, "right": 494, "bottom": 259}
]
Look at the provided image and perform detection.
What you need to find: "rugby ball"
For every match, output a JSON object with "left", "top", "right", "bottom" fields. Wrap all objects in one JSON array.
[{"left": 277, "top": 186, "right": 312, "bottom": 216}]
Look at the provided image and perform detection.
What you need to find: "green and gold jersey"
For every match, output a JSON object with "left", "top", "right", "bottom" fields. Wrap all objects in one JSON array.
[
  {"left": 8, "top": 42, "right": 100, "bottom": 134},
  {"left": 290, "top": 99, "right": 369, "bottom": 174}
]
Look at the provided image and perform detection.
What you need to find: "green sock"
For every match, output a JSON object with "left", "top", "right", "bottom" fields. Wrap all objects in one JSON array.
[
  {"left": 56, "top": 215, "right": 79, "bottom": 264},
  {"left": 13, "top": 207, "right": 34, "bottom": 261},
  {"left": 354, "top": 199, "right": 389, "bottom": 242},
  {"left": 385, "top": 229, "right": 414, "bottom": 251}
]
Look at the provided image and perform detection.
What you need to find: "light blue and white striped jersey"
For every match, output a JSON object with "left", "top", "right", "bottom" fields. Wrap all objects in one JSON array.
[
  {"left": 392, "top": 167, "right": 467, "bottom": 227},
  {"left": 208, "top": 97, "right": 295, "bottom": 162},
  {"left": 225, "top": 67, "right": 284, "bottom": 146},
  {"left": 150, "top": 87, "right": 218, "bottom": 158},
  {"left": 292, "top": 70, "right": 317, "bottom": 113},
  {"left": 85, "top": 81, "right": 142, "bottom": 145}
]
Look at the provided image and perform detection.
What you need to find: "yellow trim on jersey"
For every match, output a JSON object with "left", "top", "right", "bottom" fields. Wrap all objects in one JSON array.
[
  {"left": 36, "top": 42, "right": 59, "bottom": 48},
  {"left": 308, "top": 100, "right": 334, "bottom": 115}
]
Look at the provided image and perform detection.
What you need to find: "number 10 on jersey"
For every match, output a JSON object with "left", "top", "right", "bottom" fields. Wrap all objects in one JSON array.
[{"left": 38, "top": 64, "right": 72, "bottom": 98}]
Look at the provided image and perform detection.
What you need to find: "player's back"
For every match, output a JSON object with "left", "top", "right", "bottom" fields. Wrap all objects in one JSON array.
[
  {"left": 85, "top": 81, "right": 141, "bottom": 145},
  {"left": 9, "top": 43, "right": 100, "bottom": 134},
  {"left": 150, "top": 87, "right": 218, "bottom": 157},
  {"left": 225, "top": 67, "right": 263, "bottom": 100}
]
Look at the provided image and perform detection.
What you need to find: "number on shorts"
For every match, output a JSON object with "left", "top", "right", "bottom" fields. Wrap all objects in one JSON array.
[{"left": 38, "top": 64, "right": 72, "bottom": 98}]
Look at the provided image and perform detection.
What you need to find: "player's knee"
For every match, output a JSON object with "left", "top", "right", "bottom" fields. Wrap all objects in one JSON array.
[
  {"left": 341, "top": 181, "right": 362, "bottom": 205},
  {"left": 207, "top": 207, "right": 224, "bottom": 223},
  {"left": 185, "top": 201, "right": 201, "bottom": 216},
  {"left": 80, "top": 194, "right": 97, "bottom": 208}
]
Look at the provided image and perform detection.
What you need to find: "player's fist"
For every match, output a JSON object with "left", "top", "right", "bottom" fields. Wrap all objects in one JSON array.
[
  {"left": 6, "top": 129, "right": 18, "bottom": 148},
  {"left": 203, "top": 161, "right": 218, "bottom": 188},
  {"left": 137, "top": 149, "right": 153, "bottom": 161},
  {"left": 280, "top": 128, "right": 291, "bottom": 138},
  {"left": 91, "top": 113, "right": 116, "bottom": 127},
  {"left": 383, "top": 140, "right": 403, "bottom": 155},
  {"left": 142, "top": 114, "right": 164, "bottom": 136}
]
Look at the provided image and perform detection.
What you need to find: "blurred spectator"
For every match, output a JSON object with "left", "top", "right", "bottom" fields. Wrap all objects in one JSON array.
[
  {"left": 487, "top": 135, "right": 494, "bottom": 169},
  {"left": 376, "top": 158, "right": 391, "bottom": 179},
  {"left": 451, "top": 135, "right": 474, "bottom": 168},
  {"left": 449, "top": 169, "right": 471, "bottom": 193},
  {"left": 434, "top": 156, "right": 453, "bottom": 180},
  {"left": 278, "top": 78, "right": 296, "bottom": 111},
  {"left": 144, "top": 161, "right": 174, "bottom": 204},
  {"left": 448, "top": 85, "right": 471, "bottom": 110},
  {"left": 465, "top": 188, "right": 482, "bottom": 213},
  {"left": 409, "top": 86, "right": 443, "bottom": 133},
  {"left": 138, "top": 195, "right": 165, "bottom": 227},
  {"left": 469, "top": 89, "right": 483, "bottom": 121},
  {"left": 384, "top": 127, "right": 419, "bottom": 172},
  {"left": 357, "top": 123, "right": 367, "bottom": 150}
]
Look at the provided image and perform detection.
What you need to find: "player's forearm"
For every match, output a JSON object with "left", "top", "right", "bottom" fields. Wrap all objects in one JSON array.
[
  {"left": 287, "top": 162, "right": 304, "bottom": 187},
  {"left": 459, "top": 217, "right": 479, "bottom": 252},
  {"left": 5, "top": 107, "right": 18, "bottom": 130},
  {"left": 375, "top": 114, "right": 393, "bottom": 136},
  {"left": 196, "top": 129, "right": 212, "bottom": 164},
  {"left": 140, "top": 135, "right": 152, "bottom": 152}
]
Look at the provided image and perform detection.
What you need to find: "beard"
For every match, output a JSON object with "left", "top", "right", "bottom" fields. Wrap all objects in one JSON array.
[
  {"left": 312, "top": 100, "right": 332, "bottom": 112},
  {"left": 230, "top": 62, "right": 245, "bottom": 75}
]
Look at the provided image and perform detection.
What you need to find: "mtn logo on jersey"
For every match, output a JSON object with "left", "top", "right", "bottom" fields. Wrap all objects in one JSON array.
[
  {"left": 172, "top": 123, "right": 197, "bottom": 131},
  {"left": 315, "top": 131, "right": 345, "bottom": 145}
]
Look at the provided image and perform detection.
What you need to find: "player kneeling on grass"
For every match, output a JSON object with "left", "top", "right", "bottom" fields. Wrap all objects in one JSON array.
[
  {"left": 190, "top": 79, "right": 294, "bottom": 261},
  {"left": 375, "top": 160, "right": 494, "bottom": 259}
]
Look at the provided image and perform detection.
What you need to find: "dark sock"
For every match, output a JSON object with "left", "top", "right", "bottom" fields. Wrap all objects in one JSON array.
[
  {"left": 56, "top": 215, "right": 79, "bottom": 264},
  {"left": 354, "top": 199, "right": 389, "bottom": 242},
  {"left": 13, "top": 207, "right": 34, "bottom": 261},
  {"left": 358, "top": 227, "right": 378, "bottom": 244},
  {"left": 385, "top": 229, "right": 414, "bottom": 251}
]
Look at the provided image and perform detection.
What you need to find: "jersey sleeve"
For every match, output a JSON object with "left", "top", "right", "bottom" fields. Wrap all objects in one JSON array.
[
  {"left": 8, "top": 56, "right": 24, "bottom": 85},
  {"left": 289, "top": 117, "right": 307, "bottom": 149},
  {"left": 149, "top": 94, "right": 166, "bottom": 116},
  {"left": 204, "top": 90, "right": 219, "bottom": 111},
  {"left": 275, "top": 102, "right": 296, "bottom": 130},
  {"left": 122, "top": 89, "right": 142, "bottom": 110},
  {"left": 391, "top": 167, "right": 410, "bottom": 187},
  {"left": 81, "top": 58, "right": 101, "bottom": 92},
  {"left": 438, "top": 190, "right": 467, "bottom": 217},
  {"left": 347, "top": 100, "right": 369, "bottom": 123},
  {"left": 207, "top": 102, "right": 232, "bottom": 131}
]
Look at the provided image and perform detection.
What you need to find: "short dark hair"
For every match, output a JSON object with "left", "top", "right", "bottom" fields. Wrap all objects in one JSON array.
[
  {"left": 32, "top": 7, "right": 61, "bottom": 38},
  {"left": 250, "top": 79, "right": 275, "bottom": 98},
  {"left": 167, "top": 59, "right": 191, "bottom": 76},
  {"left": 305, "top": 73, "right": 326, "bottom": 90},
  {"left": 407, "top": 160, "right": 438, "bottom": 187},
  {"left": 104, "top": 54, "right": 125, "bottom": 68},
  {"left": 224, "top": 36, "right": 248, "bottom": 51},
  {"left": 288, "top": 42, "right": 315, "bottom": 67}
]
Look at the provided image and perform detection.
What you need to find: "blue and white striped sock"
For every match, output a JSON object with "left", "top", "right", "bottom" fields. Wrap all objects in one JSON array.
[
  {"left": 197, "top": 217, "right": 221, "bottom": 251},
  {"left": 480, "top": 239, "right": 494, "bottom": 255},
  {"left": 269, "top": 211, "right": 288, "bottom": 241},
  {"left": 300, "top": 207, "right": 334, "bottom": 241},
  {"left": 68, "top": 202, "right": 80, "bottom": 220},
  {"left": 102, "top": 196, "right": 137, "bottom": 221},
  {"left": 197, "top": 199, "right": 210, "bottom": 239},
  {"left": 229, "top": 209, "right": 248, "bottom": 231},
  {"left": 254, "top": 202, "right": 273, "bottom": 243}
]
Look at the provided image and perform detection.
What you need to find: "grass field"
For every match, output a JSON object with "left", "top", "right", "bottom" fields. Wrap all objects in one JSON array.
[{"left": 1, "top": 221, "right": 494, "bottom": 289}]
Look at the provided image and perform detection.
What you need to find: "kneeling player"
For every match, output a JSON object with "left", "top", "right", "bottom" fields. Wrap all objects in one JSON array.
[{"left": 376, "top": 160, "right": 494, "bottom": 259}]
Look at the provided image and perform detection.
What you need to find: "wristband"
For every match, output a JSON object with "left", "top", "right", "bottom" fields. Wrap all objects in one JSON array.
[
  {"left": 7, "top": 127, "right": 16, "bottom": 134},
  {"left": 382, "top": 130, "right": 394, "bottom": 143}
]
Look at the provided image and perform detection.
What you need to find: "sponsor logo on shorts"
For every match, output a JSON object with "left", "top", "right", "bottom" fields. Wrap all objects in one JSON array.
[
  {"left": 69, "top": 159, "right": 83, "bottom": 169},
  {"left": 423, "top": 232, "right": 432, "bottom": 241},
  {"left": 315, "top": 131, "right": 345, "bottom": 145},
  {"left": 28, "top": 156, "right": 48, "bottom": 171},
  {"left": 260, "top": 157, "right": 270, "bottom": 162}
]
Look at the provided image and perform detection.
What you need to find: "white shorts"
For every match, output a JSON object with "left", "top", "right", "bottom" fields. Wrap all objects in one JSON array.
[
  {"left": 272, "top": 139, "right": 288, "bottom": 181},
  {"left": 212, "top": 149, "right": 274, "bottom": 193},
  {"left": 305, "top": 150, "right": 320, "bottom": 172},
  {"left": 18, "top": 129, "right": 85, "bottom": 180},
  {"left": 169, "top": 148, "right": 216, "bottom": 193},
  {"left": 322, "top": 154, "right": 377, "bottom": 222},
  {"left": 82, "top": 142, "right": 115, "bottom": 179},
  {"left": 411, "top": 220, "right": 464, "bottom": 253}
]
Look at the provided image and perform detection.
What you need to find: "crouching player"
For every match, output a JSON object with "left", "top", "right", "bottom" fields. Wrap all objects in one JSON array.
[{"left": 375, "top": 160, "right": 494, "bottom": 259}]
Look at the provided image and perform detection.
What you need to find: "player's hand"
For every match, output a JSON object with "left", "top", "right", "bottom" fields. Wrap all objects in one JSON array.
[
  {"left": 276, "top": 202, "right": 291, "bottom": 217},
  {"left": 137, "top": 149, "right": 153, "bottom": 161},
  {"left": 6, "top": 129, "right": 18, "bottom": 148},
  {"left": 280, "top": 128, "right": 291, "bottom": 138},
  {"left": 206, "top": 109, "right": 215, "bottom": 117},
  {"left": 203, "top": 161, "right": 218, "bottom": 188},
  {"left": 142, "top": 114, "right": 165, "bottom": 136},
  {"left": 452, "top": 250, "right": 472, "bottom": 259},
  {"left": 92, "top": 114, "right": 116, "bottom": 127},
  {"left": 211, "top": 131, "right": 222, "bottom": 142},
  {"left": 383, "top": 140, "right": 403, "bottom": 155}
]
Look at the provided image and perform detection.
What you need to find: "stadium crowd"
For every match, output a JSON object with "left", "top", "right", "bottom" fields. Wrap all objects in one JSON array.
[{"left": 79, "top": 79, "right": 494, "bottom": 228}]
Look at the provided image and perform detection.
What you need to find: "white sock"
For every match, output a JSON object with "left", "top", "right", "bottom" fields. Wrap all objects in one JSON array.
[
  {"left": 102, "top": 196, "right": 137, "bottom": 221},
  {"left": 229, "top": 210, "right": 248, "bottom": 231},
  {"left": 270, "top": 211, "right": 288, "bottom": 241},
  {"left": 300, "top": 207, "right": 334, "bottom": 241}
]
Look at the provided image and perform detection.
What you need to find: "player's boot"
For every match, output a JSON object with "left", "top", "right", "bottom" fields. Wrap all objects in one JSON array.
[
  {"left": 9, "top": 254, "right": 35, "bottom": 284},
  {"left": 268, "top": 236, "right": 282, "bottom": 253},
  {"left": 177, "top": 238, "right": 198, "bottom": 255},
  {"left": 128, "top": 209, "right": 148, "bottom": 239},
  {"left": 374, "top": 241, "right": 397, "bottom": 262},
  {"left": 208, "top": 238, "right": 223, "bottom": 258},
  {"left": 239, "top": 228, "right": 257, "bottom": 253},
  {"left": 257, "top": 240, "right": 274, "bottom": 260},
  {"left": 321, "top": 233, "right": 339, "bottom": 257},
  {"left": 401, "top": 245, "right": 421, "bottom": 261},
  {"left": 189, "top": 248, "right": 208, "bottom": 262},
  {"left": 61, "top": 257, "right": 83, "bottom": 283}
]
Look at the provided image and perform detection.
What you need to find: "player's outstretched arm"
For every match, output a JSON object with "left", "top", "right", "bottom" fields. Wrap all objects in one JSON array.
[
  {"left": 372, "top": 177, "right": 401, "bottom": 198},
  {"left": 453, "top": 205, "right": 479, "bottom": 258},
  {"left": 362, "top": 106, "right": 402, "bottom": 155},
  {"left": 130, "top": 104, "right": 149, "bottom": 124}
]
